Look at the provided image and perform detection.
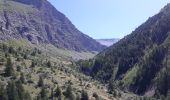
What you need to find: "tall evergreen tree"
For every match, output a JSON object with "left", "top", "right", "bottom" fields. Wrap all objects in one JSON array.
[
  {"left": 47, "top": 61, "right": 52, "bottom": 68},
  {"left": 40, "top": 86, "right": 48, "bottom": 100},
  {"left": 20, "top": 72, "right": 25, "bottom": 84},
  {"left": 50, "top": 88, "right": 54, "bottom": 100},
  {"left": 8, "top": 46, "right": 15, "bottom": 54},
  {"left": 38, "top": 76, "right": 44, "bottom": 87},
  {"left": 108, "top": 81, "right": 114, "bottom": 93},
  {"left": 76, "top": 93, "right": 81, "bottom": 100},
  {"left": 31, "top": 61, "right": 35, "bottom": 68},
  {"left": 37, "top": 95, "right": 41, "bottom": 100},
  {"left": 154, "top": 90, "right": 161, "bottom": 99},
  {"left": 81, "top": 90, "right": 89, "bottom": 100},
  {"left": 2, "top": 44, "right": 7, "bottom": 52},
  {"left": 0, "top": 83, "right": 8, "bottom": 100},
  {"left": 16, "top": 80, "right": 25, "bottom": 100},
  {"left": 7, "top": 81, "right": 20, "bottom": 100},
  {"left": 24, "top": 91, "right": 32, "bottom": 100},
  {"left": 64, "top": 85, "right": 75, "bottom": 100},
  {"left": 4, "top": 57, "right": 15, "bottom": 77},
  {"left": 54, "top": 85, "right": 62, "bottom": 99},
  {"left": 165, "top": 91, "right": 170, "bottom": 100}
]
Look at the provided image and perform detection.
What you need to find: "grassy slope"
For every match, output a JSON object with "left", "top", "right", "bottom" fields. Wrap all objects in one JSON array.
[
  {"left": 0, "top": 39, "right": 106, "bottom": 99},
  {"left": 0, "top": 39, "right": 139, "bottom": 100}
]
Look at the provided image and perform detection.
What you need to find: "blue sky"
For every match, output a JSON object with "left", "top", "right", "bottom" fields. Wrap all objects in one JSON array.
[{"left": 48, "top": 0, "right": 169, "bottom": 39}]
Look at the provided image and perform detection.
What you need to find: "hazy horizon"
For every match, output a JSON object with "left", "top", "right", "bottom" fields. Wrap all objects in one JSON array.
[{"left": 49, "top": 0, "right": 169, "bottom": 39}]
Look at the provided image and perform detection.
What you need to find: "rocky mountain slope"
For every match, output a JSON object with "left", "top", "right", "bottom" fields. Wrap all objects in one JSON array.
[
  {"left": 0, "top": 0, "right": 112, "bottom": 100},
  {"left": 96, "top": 38, "right": 119, "bottom": 47},
  {"left": 79, "top": 3, "right": 170, "bottom": 99},
  {"left": 0, "top": 33, "right": 138, "bottom": 100},
  {"left": 0, "top": 0, "right": 105, "bottom": 52},
  {"left": 0, "top": 0, "right": 136, "bottom": 100}
]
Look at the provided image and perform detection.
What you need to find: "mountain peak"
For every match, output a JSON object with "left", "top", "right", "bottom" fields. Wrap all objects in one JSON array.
[{"left": 0, "top": 0, "right": 105, "bottom": 52}]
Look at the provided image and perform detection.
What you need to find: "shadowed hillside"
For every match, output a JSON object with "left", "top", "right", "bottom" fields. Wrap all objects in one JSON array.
[{"left": 79, "top": 3, "right": 170, "bottom": 99}]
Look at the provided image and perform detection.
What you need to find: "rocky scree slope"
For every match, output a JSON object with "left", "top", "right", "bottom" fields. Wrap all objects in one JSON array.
[{"left": 0, "top": 0, "right": 105, "bottom": 52}]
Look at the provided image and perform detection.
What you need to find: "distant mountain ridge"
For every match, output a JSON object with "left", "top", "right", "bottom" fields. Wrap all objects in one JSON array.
[
  {"left": 0, "top": 0, "right": 105, "bottom": 52},
  {"left": 96, "top": 38, "right": 119, "bottom": 46}
]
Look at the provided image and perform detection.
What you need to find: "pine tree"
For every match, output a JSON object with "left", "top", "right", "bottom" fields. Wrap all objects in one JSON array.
[
  {"left": 37, "top": 95, "right": 41, "bottom": 100},
  {"left": 47, "top": 61, "right": 52, "bottom": 68},
  {"left": 23, "top": 54, "right": 28, "bottom": 59},
  {"left": 4, "top": 57, "right": 15, "bottom": 77},
  {"left": 31, "top": 61, "right": 35, "bottom": 68},
  {"left": 8, "top": 46, "right": 15, "bottom": 54},
  {"left": 17, "top": 65, "right": 21, "bottom": 72},
  {"left": 113, "top": 90, "right": 117, "bottom": 97},
  {"left": 40, "top": 86, "right": 48, "bottom": 100},
  {"left": 76, "top": 93, "right": 81, "bottom": 100},
  {"left": 54, "top": 85, "right": 62, "bottom": 98},
  {"left": 154, "top": 90, "right": 161, "bottom": 99},
  {"left": 64, "top": 85, "right": 72, "bottom": 97},
  {"left": 38, "top": 76, "right": 44, "bottom": 87},
  {"left": 2, "top": 44, "right": 7, "bottom": 52},
  {"left": 16, "top": 80, "right": 25, "bottom": 100},
  {"left": 81, "top": 90, "right": 89, "bottom": 100},
  {"left": 31, "top": 51, "right": 36, "bottom": 56},
  {"left": 20, "top": 72, "right": 25, "bottom": 84},
  {"left": 0, "top": 83, "right": 8, "bottom": 100},
  {"left": 64, "top": 85, "right": 75, "bottom": 100},
  {"left": 58, "top": 96, "right": 62, "bottom": 100},
  {"left": 166, "top": 91, "right": 170, "bottom": 100},
  {"left": 50, "top": 88, "right": 54, "bottom": 100},
  {"left": 7, "top": 81, "right": 20, "bottom": 100},
  {"left": 24, "top": 91, "right": 32, "bottom": 100},
  {"left": 108, "top": 81, "right": 116, "bottom": 94}
]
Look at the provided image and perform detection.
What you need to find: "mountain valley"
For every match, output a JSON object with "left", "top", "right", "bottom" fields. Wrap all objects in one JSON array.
[{"left": 0, "top": 0, "right": 170, "bottom": 100}]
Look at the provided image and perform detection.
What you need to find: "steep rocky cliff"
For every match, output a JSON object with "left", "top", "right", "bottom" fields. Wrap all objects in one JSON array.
[{"left": 0, "top": 0, "right": 105, "bottom": 51}]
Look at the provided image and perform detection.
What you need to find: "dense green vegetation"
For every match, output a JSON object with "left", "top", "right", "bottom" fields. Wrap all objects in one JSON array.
[{"left": 78, "top": 3, "right": 170, "bottom": 99}]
